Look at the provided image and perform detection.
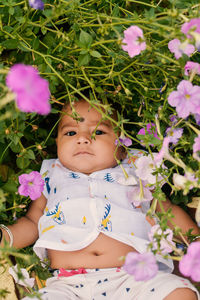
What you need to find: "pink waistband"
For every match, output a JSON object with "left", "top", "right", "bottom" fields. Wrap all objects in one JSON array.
[
  {"left": 55, "top": 267, "right": 121, "bottom": 278},
  {"left": 58, "top": 268, "right": 88, "bottom": 278}
]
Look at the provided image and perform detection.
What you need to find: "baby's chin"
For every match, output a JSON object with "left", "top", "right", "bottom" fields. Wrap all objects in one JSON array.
[
  {"left": 62, "top": 164, "right": 109, "bottom": 175},
  {"left": 59, "top": 157, "right": 119, "bottom": 174}
]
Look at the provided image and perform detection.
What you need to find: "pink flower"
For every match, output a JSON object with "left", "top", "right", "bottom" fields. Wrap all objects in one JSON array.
[
  {"left": 168, "top": 39, "right": 195, "bottom": 59},
  {"left": 184, "top": 61, "right": 200, "bottom": 76},
  {"left": 148, "top": 225, "right": 175, "bottom": 255},
  {"left": 137, "top": 123, "right": 160, "bottom": 147},
  {"left": 6, "top": 64, "right": 51, "bottom": 115},
  {"left": 154, "top": 137, "right": 170, "bottom": 163},
  {"left": 168, "top": 80, "right": 200, "bottom": 118},
  {"left": 179, "top": 242, "right": 200, "bottom": 282},
  {"left": 122, "top": 26, "right": 146, "bottom": 58},
  {"left": 123, "top": 251, "right": 158, "bottom": 281},
  {"left": 165, "top": 127, "right": 183, "bottom": 144},
  {"left": 182, "top": 18, "right": 200, "bottom": 37},
  {"left": 181, "top": 18, "right": 200, "bottom": 50},
  {"left": 193, "top": 135, "right": 200, "bottom": 153},
  {"left": 18, "top": 171, "right": 44, "bottom": 200},
  {"left": 115, "top": 137, "right": 132, "bottom": 147},
  {"left": 127, "top": 185, "right": 153, "bottom": 207}
]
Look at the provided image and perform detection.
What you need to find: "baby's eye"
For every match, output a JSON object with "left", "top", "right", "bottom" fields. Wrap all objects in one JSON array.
[
  {"left": 95, "top": 130, "right": 105, "bottom": 135},
  {"left": 65, "top": 131, "right": 76, "bottom": 136}
]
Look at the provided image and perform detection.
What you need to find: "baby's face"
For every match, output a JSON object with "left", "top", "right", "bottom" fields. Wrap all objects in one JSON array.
[{"left": 56, "top": 100, "right": 125, "bottom": 175}]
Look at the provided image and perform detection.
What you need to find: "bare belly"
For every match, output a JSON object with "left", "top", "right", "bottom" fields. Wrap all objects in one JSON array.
[{"left": 48, "top": 233, "right": 136, "bottom": 269}]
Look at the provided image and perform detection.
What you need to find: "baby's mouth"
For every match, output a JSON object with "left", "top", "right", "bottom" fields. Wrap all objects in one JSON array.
[{"left": 74, "top": 151, "right": 94, "bottom": 156}]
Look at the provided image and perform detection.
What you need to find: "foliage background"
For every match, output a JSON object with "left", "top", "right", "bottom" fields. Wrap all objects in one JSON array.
[{"left": 0, "top": 0, "right": 200, "bottom": 295}]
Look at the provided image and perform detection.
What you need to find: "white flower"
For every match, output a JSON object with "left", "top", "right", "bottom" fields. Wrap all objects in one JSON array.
[
  {"left": 135, "top": 155, "right": 162, "bottom": 184},
  {"left": 117, "top": 175, "right": 137, "bottom": 185},
  {"left": 173, "top": 173, "right": 187, "bottom": 190},
  {"left": 9, "top": 265, "right": 35, "bottom": 288},
  {"left": 148, "top": 225, "right": 175, "bottom": 255},
  {"left": 127, "top": 185, "right": 153, "bottom": 207},
  {"left": 173, "top": 172, "right": 197, "bottom": 194}
]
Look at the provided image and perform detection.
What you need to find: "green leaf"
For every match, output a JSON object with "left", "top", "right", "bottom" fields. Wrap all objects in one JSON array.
[
  {"left": 2, "top": 179, "right": 18, "bottom": 193},
  {"left": 80, "top": 49, "right": 88, "bottom": 55},
  {"left": 8, "top": 7, "right": 15, "bottom": 15},
  {"left": 10, "top": 143, "right": 21, "bottom": 153},
  {"left": 24, "top": 150, "right": 35, "bottom": 160},
  {"left": 78, "top": 53, "right": 90, "bottom": 66},
  {"left": 3, "top": 26, "right": 13, "bottom": 33},
  {"left": 112, "top": 5, "right": 120, "bottom": 17},
  {"left": 33, "top": 38, "right": 40, "bottom": 50},
  {"left": 79, "top": 30, "right": 93, "bottom": 49},
  {"left": 41, "top": 27, "right": 47, "bottom": 35},
  {"left": 0, "top": 189, "right": 6, "bottom": 210},
  {"left": 42, "top": 9, "right": 53, "bottom": 18},
  {"left": 18, "top": 42, "right": 30, "bottom": 52},
  {"left": 0, "top": 165, "right": 9, "bottom": 182},
  {"left": 90, "top": 50, "right": 101, "bottom": 58},
  {"left": 1, "top": 39, "right": 19, "bottom": 49},
  {"left": 16, "top": 156, "right": 30, "bottom": 169},
  {"left": 9, "top": 132, "right": 24, "bottom": 145}
]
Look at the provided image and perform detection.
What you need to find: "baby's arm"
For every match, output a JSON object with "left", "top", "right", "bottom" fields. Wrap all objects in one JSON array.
[
  {"left": 156, "top": 198, "right": 200, "bottom": 242},
  {"left": 0, "top": 193, "right": 47, "bottom": 249}
]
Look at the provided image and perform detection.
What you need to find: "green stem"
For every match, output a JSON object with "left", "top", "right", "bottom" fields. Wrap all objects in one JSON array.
[
  {"left": 125, "top": 0, "right": 156, "bottom": 7},
  {"left": 43, "top": 119, "right": 60, "bottom": 146},
  {"left": 0, "top": 141, "right": 12, "bottom": 164}
]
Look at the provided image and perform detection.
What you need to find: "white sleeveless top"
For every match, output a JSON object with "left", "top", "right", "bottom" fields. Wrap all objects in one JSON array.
[{"left": 33, "top": 149, "right": 173, "bottom": 272}]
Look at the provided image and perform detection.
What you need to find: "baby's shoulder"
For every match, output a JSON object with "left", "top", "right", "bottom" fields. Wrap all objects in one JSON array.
[{"left": 40, "top": 158, "right": 58, "bottom": 174}]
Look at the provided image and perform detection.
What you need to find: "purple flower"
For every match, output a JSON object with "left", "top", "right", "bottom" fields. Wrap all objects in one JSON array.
[
  {"left": 166, "top": 127, "right": 183, "bottom": 144},
  {"left": 194, "top": 114, "right": 200, "bottom": 125},
  {"left": 115, "top": 137, "right": 132, "bottom": 147},
  {"left": 169, "top": 114, "right": 178, "bottom": 125},
  {"left": 184, "top": 61, "right": 200, "bottom": 76},
  {"left": 148, "top": 225, "right": 175, "bottom": 255},
  {"left": 179, "top": 242, "right": 200, "bottom": 282},
  {"left": 122, "top": 26, "right": 146, "bottom": 58},
  {"left": 123, "top": 251, "right": 158, "bottom": 281},
  {"left": 127, "top": 185, "right": 153, "bottom": 207},
  {"left": 6, "top": 64, "right": 51, "bottom": 115},
  {"left": 168, "top": 80, "right": 200, "bottom": 119},
  {"left": 193, "top": 135, "right": 200, "bottom": 153},
  {"left": 168, "top": 39, "right": 195, "bottom": 59},
  {"left": 137, "top": 123, "right": 160, "bottom": 147},
  {"left": 18, "top": 171, "right": 44, "bottom": 200},
  {"left": 181, "top": 18, "right": 200, "bottom": 50},
  {"left": 28, "top": 0, "right": 44, "bottom": 10}
]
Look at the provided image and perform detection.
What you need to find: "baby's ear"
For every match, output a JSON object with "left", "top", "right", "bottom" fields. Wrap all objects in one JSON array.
[{"left": 119, "top": 146, "right": 127, "bottom": 161}]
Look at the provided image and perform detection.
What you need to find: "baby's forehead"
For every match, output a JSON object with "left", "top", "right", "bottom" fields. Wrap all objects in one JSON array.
[
  {"left": 60, "top": 101, "right": 112, "bottom": 124},
  {"left": 59, "top": 114, "right": 112, "bottom": 128}
]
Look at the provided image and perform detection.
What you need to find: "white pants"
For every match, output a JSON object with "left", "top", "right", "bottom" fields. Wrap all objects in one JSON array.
[{"left": 22, "top": 267, "right": 200, "bottom": 300}]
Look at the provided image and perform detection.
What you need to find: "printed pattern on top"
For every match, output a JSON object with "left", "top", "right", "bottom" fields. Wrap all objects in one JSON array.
[
  {"left": 34, "top": 150, "right": 167, "bottom": 270},
  {"left": 99, "top": 202, "right": 112, "bottom": 232}
]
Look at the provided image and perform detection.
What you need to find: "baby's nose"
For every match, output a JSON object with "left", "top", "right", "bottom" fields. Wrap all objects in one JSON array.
[{"left": 76, "top": 133, "right": 91, "bottom": 144}]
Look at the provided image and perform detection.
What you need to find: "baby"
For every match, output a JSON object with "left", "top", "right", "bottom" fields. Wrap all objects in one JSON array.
[{"left": 0, "top": 99, "right": 200, "bottom": 300}]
